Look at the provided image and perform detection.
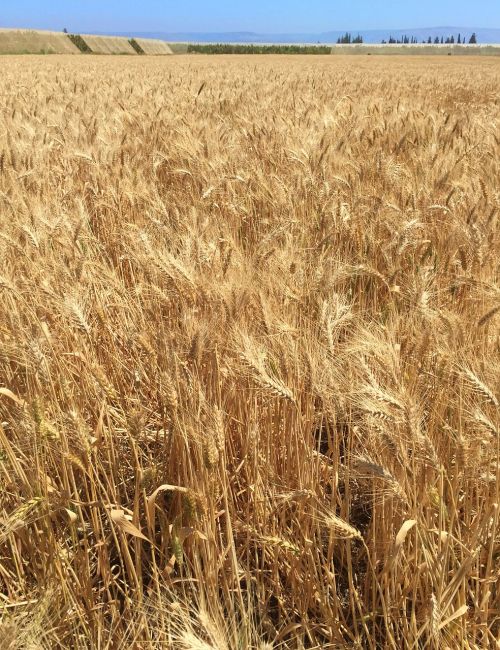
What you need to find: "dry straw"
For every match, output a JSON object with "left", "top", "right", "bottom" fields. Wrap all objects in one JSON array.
[{"left": 0, "top": 53, "right": 498, "bottom": 649}]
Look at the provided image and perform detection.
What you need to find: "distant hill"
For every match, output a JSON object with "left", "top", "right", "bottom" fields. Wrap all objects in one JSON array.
[{"left": 111, "top": 27, "right": 500, "bottom": 44}]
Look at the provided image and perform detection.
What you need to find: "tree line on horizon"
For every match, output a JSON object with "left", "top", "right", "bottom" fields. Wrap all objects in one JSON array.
[
  {"left": 382, "top": 33, "right": 478, "bottom": 44},
  {"left": 335, "top": 32, "right": 479, "bottom": 46},
  {"left": 336, "top": 33, "right": 364, "bottom": 44}
]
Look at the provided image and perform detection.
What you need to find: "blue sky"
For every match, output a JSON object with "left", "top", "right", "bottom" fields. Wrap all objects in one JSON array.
[{"left": 1, "top": 0, "right": 499, "bottom": 33}]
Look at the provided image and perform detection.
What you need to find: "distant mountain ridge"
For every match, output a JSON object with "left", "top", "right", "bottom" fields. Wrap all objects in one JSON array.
[{"left": 108, "top": 27, "right": 500, "bottom": 44}]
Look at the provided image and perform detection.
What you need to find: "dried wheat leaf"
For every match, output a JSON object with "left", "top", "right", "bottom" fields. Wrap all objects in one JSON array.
[
  {"left": 0, "top": 388, "right": 26, "bottom": 408},
  {"left": 147, "top": 484, "right": 188, "bottom": 528},
  {"left": 110, "top": 508, "right": 150, "bottom": 542},
  {"left": 395, "top": 519, "right": 417, "bottom": 551}
]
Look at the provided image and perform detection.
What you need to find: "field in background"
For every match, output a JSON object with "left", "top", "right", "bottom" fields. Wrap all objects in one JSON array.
[
  {"left": 186, "top": 43, "right": 500, "bottom": 55},
  {"left": 77, "top": 34, "right": 137, "bottom": 55},
  {"left": 0, "top": 28, "right": 79, "bottom": 54},
  {"left": 330, "top": 43, "right": 500, "bottom": 55},
  {"left": 133, "top": 38, "right": 173, "bottom": 55},
  {"left": 187, "top": 43, "right": 332, "bottom": 54},
  {"left": 0, "top": 29, "right": 173, "bottom": 55},
  {"left": 168, "top": 42, "right": 190, "bottom": 53},
  {"left": 1, "top": 30, "right": 499, "bottom": 56},
  {"left": 0, "top": 55, "right": 499, "bottom": 649}
]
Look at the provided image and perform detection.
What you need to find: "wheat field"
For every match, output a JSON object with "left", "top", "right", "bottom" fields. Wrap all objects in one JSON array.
[
  {"left": 76, "top": 36, "right": 137, "bottom": 55},
  {"left": 0, "top": 54, "right": 499, "bottom": 649},
  {"left": 133, "top": 39, "right": 173, "bottom": 55},
  {"left": 0, "top": 29, "right": 80, "bottom": 54}
]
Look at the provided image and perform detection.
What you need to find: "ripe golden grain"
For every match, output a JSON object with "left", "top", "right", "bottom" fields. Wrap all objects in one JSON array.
[{"left": 0, "top": 54, "right": 498, "bottom": 649}]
